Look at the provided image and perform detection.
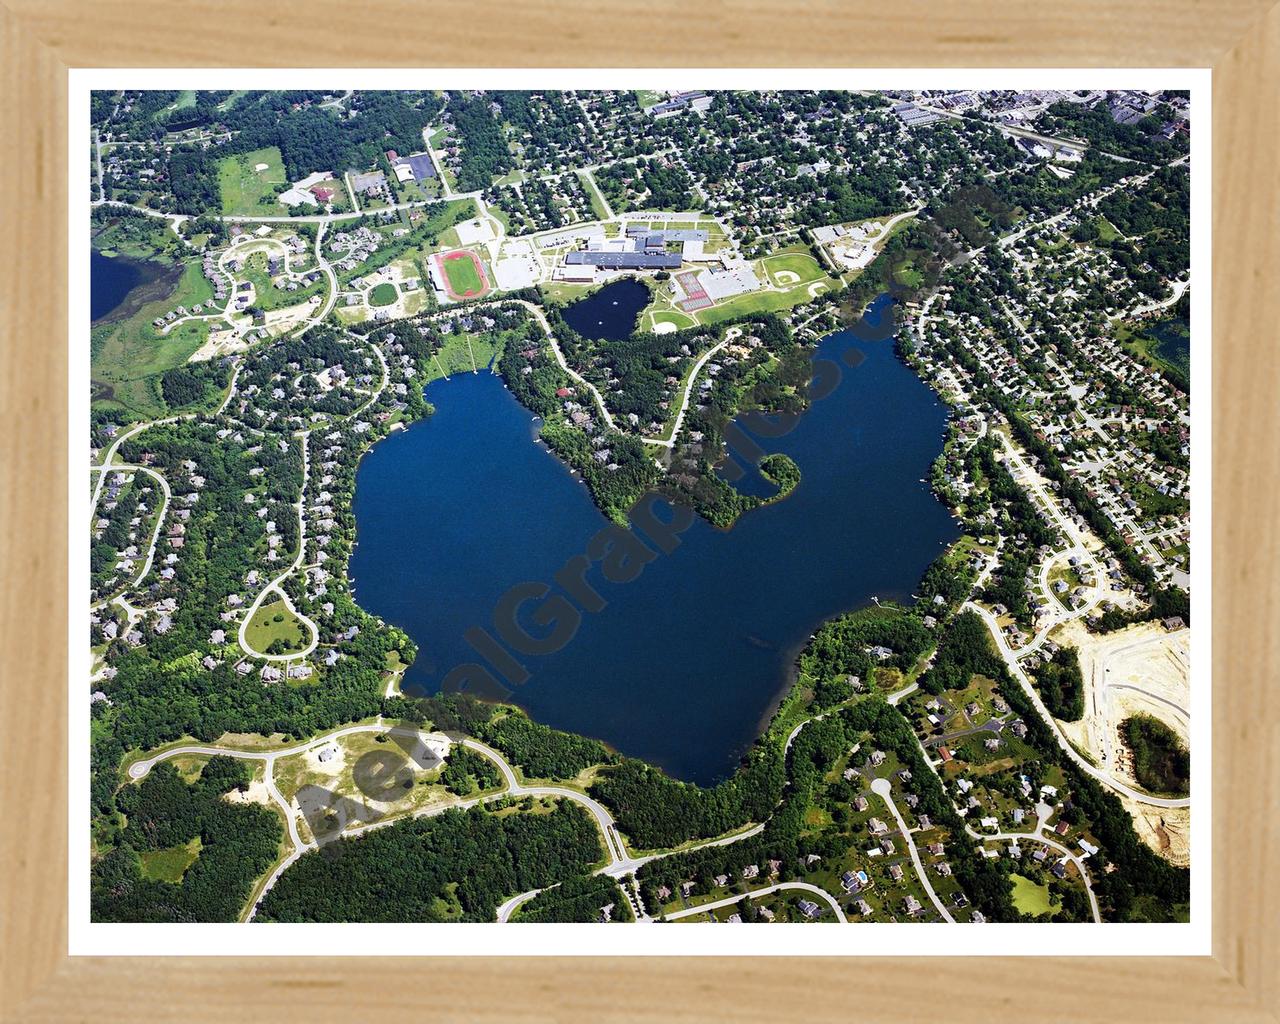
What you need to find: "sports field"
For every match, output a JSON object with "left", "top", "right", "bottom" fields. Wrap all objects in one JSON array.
[
  {"left": 216, "top": 146, "right": 287, "bottom": 216},
  {"left": 436, "top": 250, "right": 489, "bottom": 300}
]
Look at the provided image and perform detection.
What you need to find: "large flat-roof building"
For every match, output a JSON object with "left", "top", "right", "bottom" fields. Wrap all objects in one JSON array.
[{"left": 564, "top": 250, "right": 682, "bottom": 270}]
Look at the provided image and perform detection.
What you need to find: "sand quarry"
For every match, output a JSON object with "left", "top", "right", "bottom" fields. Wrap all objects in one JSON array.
[{"left": 1055, "top": 619, "right": 1190, "bottom": 863}]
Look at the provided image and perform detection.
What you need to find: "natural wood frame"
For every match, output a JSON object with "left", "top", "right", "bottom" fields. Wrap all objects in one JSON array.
[{"left": 2, "top": 2, "right": 1276, "bottom": 1020}]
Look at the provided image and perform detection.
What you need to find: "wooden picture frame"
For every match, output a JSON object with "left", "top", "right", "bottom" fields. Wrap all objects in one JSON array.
[{"left": 2, "top": 2, "right": 1275, "bottom": 1019}]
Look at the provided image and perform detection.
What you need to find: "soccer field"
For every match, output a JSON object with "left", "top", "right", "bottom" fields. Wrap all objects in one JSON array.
[{"left": 440, "top": 250, "right": 487, "bottom": 298}]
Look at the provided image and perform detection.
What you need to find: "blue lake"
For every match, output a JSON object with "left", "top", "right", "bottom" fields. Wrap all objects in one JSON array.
[
  {"left": 91, "top": 247, "right": 169, "bottom": 324},
  {"left": 350, "top": 303, "right": 958, "bottom": 784},
  {"left": 559, "top": 277, "right": 651, "bottom": 340}
]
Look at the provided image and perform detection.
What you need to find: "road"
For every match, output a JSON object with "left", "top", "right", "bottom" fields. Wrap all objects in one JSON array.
[
  {"left": 869, "top": 777, "right": 956, "bottom": 923},
  {"left": 662, "top": 881, "right": 848, "bottom": 923},
  {"left": 127, "top": 716, "right": 771, "bottom": 919},
  {"left": 968, "top": 825, "right": 1101, "bottom": 923},
  {"left": 512, "top": 299, "right": 619, "bottom": 432},
  {"left": 967, "top": 602, "right": 1189, "bottom": 809},
  {"left": 643, "top": 328, "right": 740, "bottom": 449},
  {"left": 236, "top": 431, "right": 320, "bottom": 661}
]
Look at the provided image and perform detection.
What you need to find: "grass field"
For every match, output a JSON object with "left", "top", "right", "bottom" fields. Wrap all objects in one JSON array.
[
  {"left": 696, "top": 279, "right": 834, "bottom": 325},
  {"left": 272, "top": 731, "right": 451, "bottom": 844},
  {"left": 892, "top": 258, "right": 925, "bottom": 289},
  {"left": 579, "top": 170, "right": 611, "bottom": 220},
  {"left": 217, "top": 146, "right": 288, "bottom": 216},
  {"left": 139, "top": 837, "right": 201, "bottom": 883},
  {"left": 539, "top": 281, "right": 599, "bottom": 305},
  {"left": 368, "top": 282, "right": 399, "bottom": 307},
  {"left": 91, "top": 259, "right": 215, "bottom": 421},
  {"left": 1011, "top": 874, "right": 1058, "bottom": 917},
  {"left": 647, "top": 308, "right": 699, "bottom": 332},
  {"left": 244, "top": 599, "right": 306, "bottom": 654},
  {"left": 635, "top": 90, "right": 667, "bottom": 110},
  {"left": 440, "top": 250, "right": 487, "bottom": 298},
  {"left": 759, "top": 249, "right": 826, "bottom": 288},
  {"left": 424, "top": 331, "right": 505, "bottom": 382}
]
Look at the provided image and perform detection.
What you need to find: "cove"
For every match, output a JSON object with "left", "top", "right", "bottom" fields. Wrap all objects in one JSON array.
[
  {"left": 91, "top": 247, "right": 176, "bottom": 324},
  {"left": 559, "top": 278, "right": 651, "bottom": 340},
  {"left": 350, "top": 307, "right": 959, "bottom": 784}
]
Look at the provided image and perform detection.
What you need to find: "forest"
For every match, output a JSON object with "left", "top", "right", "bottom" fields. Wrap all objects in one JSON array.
[
  {"left": 1034, "top": 646, "right": 1085, "bottom": 721},
  {"left": 1040, "top": 100, "right": 1187, "bottom": 164},
  {"left": 477, "top": 710, "right": 612, "bottom": 781},
  {"left": 513, "top": 874, "right": 634, "bottom": 923},
  {"left": 1123, "top": 714, "right": 1190, "bottom": 796},
  {"left": 91, "top": 757, "right": 281, "bottom": 922},
  {"left": 255, "top": 801, "right": 601, "bottom": 922},
  {"left": 102, "top": 91, "right": 446, "bottom": 214},
  {"left": 450, "top": 93, "right": 514, "bottom": 192}
]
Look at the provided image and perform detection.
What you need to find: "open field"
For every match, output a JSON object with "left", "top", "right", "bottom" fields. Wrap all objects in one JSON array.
[
  {"left": 1010, "top": 874, "right": 1057, "bottom": 917},
  {"left": 217, "top": 146, "right": 287, "bottom": 216},
  {"left": 139, "top": 837, "right": 201, "bottom": 882},
  {"left": 244, "top": 599, "right": 306, "bottom": 654},
  {"left": 272, "top": 730, "right": 451, "bottom": 843},
  {"left": 368, "top": 282, "right": 398, "bottom": 307},
  {"left": 424, "top": 331, "right": 503, "bottom": 382}
]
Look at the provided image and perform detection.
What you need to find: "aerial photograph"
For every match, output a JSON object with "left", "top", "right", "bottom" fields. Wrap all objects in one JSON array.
[{"left": 87, "top": 86, "right": 1192, "bottom": 928}]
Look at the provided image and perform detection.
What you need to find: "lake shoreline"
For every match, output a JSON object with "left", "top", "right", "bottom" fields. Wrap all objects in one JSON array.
[{"left": 91, "top": 244, "right": 184, "bottom": 326}]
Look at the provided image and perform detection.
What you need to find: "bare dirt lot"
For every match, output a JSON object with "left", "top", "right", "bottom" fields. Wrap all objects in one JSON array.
[
  {"left": 1058, "top": 620, "right": 1190, "bottom": 779},
  {"left": 1056, "top": 619, "right": 1190, "bottom": 862},
  {"left": 1122, "top": 798, "right": 1191, "bottom": 867}
]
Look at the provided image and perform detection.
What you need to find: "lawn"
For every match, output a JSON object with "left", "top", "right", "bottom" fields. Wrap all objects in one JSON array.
[
  {"left": 647, "top": 308, "right": 699, "bottom": 332},
  {"left": 441, "top": 250, "right": 486, "bottom": 297},
  {"left": 760, "top": 249, "right": 826, "bottom": 288},
  {"left": 368, "top": 282, "right": 399, "bottom": 307},
  {"left": 139, "top": 837, "right": 201, "bottom": 883},
  {"left": 695, "top": 277, "right": 835, "bottom": 325},
  {"left": 425, "top": 330, "right": 506, "bottom": 381},
  {"left": 217, "top": 146, "right": 288, "bottom": 216},
  {"left": 244, "top": 599, "right": 306, "bottom": 655},
  {"left": 539, "top": 281, "right": 598, "bottom": 305},
  {"left": 1011, "top": 873, "right": 1058, "bottom": 917},
  {"left": 578, "top": 170, "right": 611, "bottom": 220},
  {"left": 635, "top": 90, "right": 667, "bottom": 111},
  {"left": 892, "top": 258, "right": 925, "bottom": 288}
]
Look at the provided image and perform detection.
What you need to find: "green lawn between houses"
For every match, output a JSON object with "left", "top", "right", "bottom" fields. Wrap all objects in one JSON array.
[
  {"left": 368, "top": 282, "right": 399, "bottom": 307},
  {"left": 1010, "top": 873, "right": 1058, "bottom": 917},
  {"left": 244, "top": 599, "right": 306, "bottom": 654}
]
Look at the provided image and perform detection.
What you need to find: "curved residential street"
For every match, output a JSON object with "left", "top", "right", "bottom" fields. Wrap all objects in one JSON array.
[
  {"left": 237, "top": 431, "right": 320, "bottom": 661},
  {"left": 663, "top": 881, "right": 848, "bottom": 923},
  {"left": 967, "top": 602, "right": 1190, "bottom": 809},
  {"left": 967, "top": 824, "right": 1102, "bottom": 923},
  {"left": 869, "top": 777, "right": 955, "bottom": 923}
]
